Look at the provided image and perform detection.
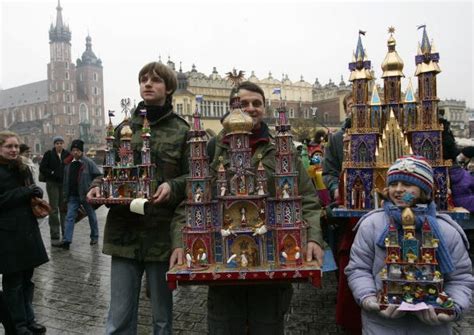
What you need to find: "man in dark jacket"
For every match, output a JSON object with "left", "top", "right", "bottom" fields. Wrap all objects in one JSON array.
[
  {"left": 87, "top": 62, "right": 189, "bottom": 335},
  {"left": 55, "top": 139, "right": 102, "bottom": 250},
  {"left": 39, "top": 136, "right": 69, "bottom": 245}
]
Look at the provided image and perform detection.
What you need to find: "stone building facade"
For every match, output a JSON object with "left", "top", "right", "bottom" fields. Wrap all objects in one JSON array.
[
  {"left": 0, "top": 1, "right": 105, "bottom": 155},
  {"left": 438, "top": 99, "right": 468, "bottom": 138},
  {"left": 171, "top": 59, "right": 350, "bottom": 135}
]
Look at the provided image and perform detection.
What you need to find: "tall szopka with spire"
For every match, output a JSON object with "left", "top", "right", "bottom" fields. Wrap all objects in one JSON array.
[{"left": 340, "top": 27, "right": 452, "bottom": 213}]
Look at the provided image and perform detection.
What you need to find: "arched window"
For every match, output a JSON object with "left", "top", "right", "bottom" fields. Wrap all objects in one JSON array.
[{"left": 79, "top": 103, "right": 89, "bottom": 123}]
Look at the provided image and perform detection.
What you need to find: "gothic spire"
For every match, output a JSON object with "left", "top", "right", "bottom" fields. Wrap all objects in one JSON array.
[
  {"left": 56, "top": 0, "right": 64, "bottom": 29},
  {"left": 49, "top": 0, "right": 71, "bottom": 43}
]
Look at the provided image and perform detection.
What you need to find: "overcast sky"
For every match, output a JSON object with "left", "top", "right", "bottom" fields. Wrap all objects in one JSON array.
[{"left": 1, "top": 0, "right": 473, "bottom": 115}]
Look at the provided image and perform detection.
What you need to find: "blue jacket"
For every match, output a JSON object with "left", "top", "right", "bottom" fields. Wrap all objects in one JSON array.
[
  {"left": 345, "top": 209, "right": 474, "bottom": 335},
  {"left": 63, "top": 155, "right": 102, "bottom": 202}
]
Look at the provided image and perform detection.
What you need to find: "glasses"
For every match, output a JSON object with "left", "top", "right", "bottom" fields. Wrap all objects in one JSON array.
[{"left": 2, "top": 144, "right": 20, "bottom": 149}]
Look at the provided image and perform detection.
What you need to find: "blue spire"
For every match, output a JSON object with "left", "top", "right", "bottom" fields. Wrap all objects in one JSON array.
[
  {"left": 420, "top": 25, "right": 431, "bottom": 54},
  {"left": 355, "top": 33, "right": 365, "bottom": 61}
]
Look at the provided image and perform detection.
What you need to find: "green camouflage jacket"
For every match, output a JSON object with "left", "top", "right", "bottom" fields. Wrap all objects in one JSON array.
[
  {"left": 94, "top": 106, "right": 190, "bottom": 262},
  {"left": 172, "top": 125, "right": 324, "bottom": 248}
]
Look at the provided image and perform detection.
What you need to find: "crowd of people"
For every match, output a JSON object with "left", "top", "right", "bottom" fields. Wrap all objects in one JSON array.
[{"left": 1, "top": 64, "right": 473, "bottom": 335}]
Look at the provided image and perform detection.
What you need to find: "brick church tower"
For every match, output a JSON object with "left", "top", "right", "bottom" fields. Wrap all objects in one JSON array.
[{"left": 47, "top": 0, "right": 105, "bottom": 147}]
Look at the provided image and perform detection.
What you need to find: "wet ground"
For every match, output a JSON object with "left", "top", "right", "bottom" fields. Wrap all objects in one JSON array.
[{"left": 2, "top": 207, "right": 474, "bottom": 334}]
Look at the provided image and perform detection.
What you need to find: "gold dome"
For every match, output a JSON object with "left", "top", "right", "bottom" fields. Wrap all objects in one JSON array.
[
  {"left": 222, "top": 107, "right": 253, "bottom": 135},
  {"left": 381, "top": 34, "right": 405, "bottom": 78},
  {"left": 120, "top": 119, "right": 133, "bottom": 140}
]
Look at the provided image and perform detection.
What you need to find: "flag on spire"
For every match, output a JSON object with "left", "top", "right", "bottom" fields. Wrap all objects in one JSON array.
[{"left": 108, "top": 110, "right": 115, "bottom": 117}]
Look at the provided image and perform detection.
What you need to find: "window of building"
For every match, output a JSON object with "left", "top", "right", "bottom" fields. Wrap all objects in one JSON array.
[
  {"left": 66, "top": 94, "right": 71, "bottom": 103},
  {"left": 70, "top": 83, "right": 74, "bottom": 91},
  {"left": 324, "top": 112, "right": 329, "bottom": 123},
  {"left": 304, "top": 109, "right": 309, "bottom": 119},
  {"left": 93, "top": 73, "right": 98, "bottom": 81},
  {"left": 93, "top": 87, "right": 98, "bottom": 95},
  {"left": 177, "top": 104, "right": 183, "bottom": 114},
  {"left": 65, "top": 72, "right": 69, "bottom": 80},
  {"left": 65, "top": 62, "right": 69, "bottom": 69},
  {"left": 289, "top": 108, "right": 295, "bottom": 118},
  {"left": 79, "top": 73, "right": 83, "bottom": 81}
]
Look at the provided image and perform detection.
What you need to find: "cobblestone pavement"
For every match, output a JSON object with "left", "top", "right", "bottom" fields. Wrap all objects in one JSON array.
[{"left": 1, "top": 205, "right": 474, "bottom": 334}]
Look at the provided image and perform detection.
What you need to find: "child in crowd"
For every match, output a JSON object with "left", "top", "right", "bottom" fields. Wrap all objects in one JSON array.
[{"left": 345, "top": 156, "right": 474, "bottom": 334}]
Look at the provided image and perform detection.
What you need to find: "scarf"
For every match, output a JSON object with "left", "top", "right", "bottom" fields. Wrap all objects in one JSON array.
[
  {"left": 136, "top": 96, "right": 173, "bottom": 123},
  {"left": 0, "top": 155, "right": 32, "bottom": 184},
  {"left": 376, "top": 200, "right": 455, "bottom": 274}
]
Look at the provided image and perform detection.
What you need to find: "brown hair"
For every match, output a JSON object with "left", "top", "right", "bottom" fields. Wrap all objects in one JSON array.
[
  {"left": 138, "top": 62, "right": 177, "bottom": 96},
  {"left": 230, "top": 81, "right": 266, "bottom": 106},
  {"left": 343, "top": 92, "right": 353, "bottom": 112},
  {"left": 0, "top": 130, "right": 20, "bottom": 146}
]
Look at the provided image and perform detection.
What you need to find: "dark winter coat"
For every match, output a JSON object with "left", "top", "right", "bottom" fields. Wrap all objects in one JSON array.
[
  {"left": 39, "top": 148, "right": 70, "bottom": 183},
  {"left": 0, "top": 157, "right": 48, "bottom": 274},
  {"left": 322, "top": 119, "right": 349, "bottom": 199},
  {"left": 449, "top": 166, "right": 474, "bottom": 212},
  {"left": 91, "top": 104, "right": 190, "bottom": 262},
  {"left": 63, "top": 155, "right": 102, "bottom": 202}
]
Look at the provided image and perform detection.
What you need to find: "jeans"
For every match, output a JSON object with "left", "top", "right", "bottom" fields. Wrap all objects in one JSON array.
[
  {"left": 46, "top": 181, "right": 66, "bottom": 240},
  {"left": 106, "top": 257, "right": 172, "bottom": 335},
  {"left": 2, "top": 269, "right": 36, "bottom": 334},
  {"left": 63, "top": 196, "right": 99, "bottom": 243}
]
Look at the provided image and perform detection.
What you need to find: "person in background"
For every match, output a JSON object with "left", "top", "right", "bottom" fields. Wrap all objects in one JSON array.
[
  {"left": 0, "top": 130, "right": 49, "bottom": 335},
  {"left": 55, "top": 139, "right": 102, "bottom": 250},
  {"left": 322, "top": 92, "right": 362, "bottom": 334},
  {"left": 87, "top": 61, "right": 189, "bottom": 335},
  {"left": 346, "top": 156, "right": 474, "bottom": 334},
  {"left": 20, "top": 144, "right": 37, "bottom": 183},
  {"left": 39, "top": 136, "right": 69, "bottom": 246},
  {"left": 449, "top": 146, "right": 474, "bottom": 213}
]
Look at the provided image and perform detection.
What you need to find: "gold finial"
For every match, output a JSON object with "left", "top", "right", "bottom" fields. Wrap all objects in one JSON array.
[
  {"left": 401, "top": 207, "right": 415, "bottom": 226},
  {"left": 388, "top": 26, "right": 395, "bottom": 34},
  {"left": 120, "top": 118, "right": 133, "bottom": 140}
]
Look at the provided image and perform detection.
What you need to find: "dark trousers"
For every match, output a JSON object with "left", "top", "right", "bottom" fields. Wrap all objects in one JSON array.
[
  {"left": 207, "top": 284, "right": 293, "bottom": 335},
  {"left": 2, "top": 269, "right": 36, "bottom": 334},
  {"left": 0, "top": 290, "right": 16, "bottom": 334}
]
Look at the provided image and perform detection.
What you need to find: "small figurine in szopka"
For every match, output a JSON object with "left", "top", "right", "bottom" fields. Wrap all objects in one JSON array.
[{"left": 346, "top": 156, "right": 474, "bottom": 334}]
